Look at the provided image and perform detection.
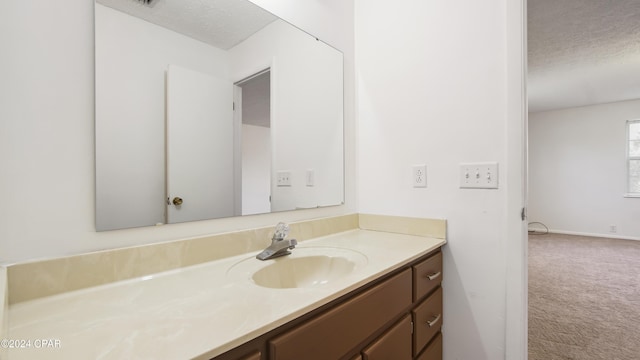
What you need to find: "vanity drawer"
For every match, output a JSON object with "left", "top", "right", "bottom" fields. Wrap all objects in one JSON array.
[
  {"left": 416, "top": 332, "right": 442, "bottom": 360},
  {"left": 269, "top": 269, "right": 412, "bottom": 360},
  {"left": 412, "top": 252, "right": 442, "bottom": 301},
  {"left": 362, "top": 315, "right": 412, "bottom": 360},
  {"left": 412, "top": 286, "right": 443, "bottom": 356}
]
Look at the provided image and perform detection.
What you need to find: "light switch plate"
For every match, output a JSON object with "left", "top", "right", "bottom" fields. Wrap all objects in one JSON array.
[
  {"left": 460, "top": 162, "right": 498, "bottom": 189},
  {"left": 306, "top": 169, "right": 315, "bottom": 187}
]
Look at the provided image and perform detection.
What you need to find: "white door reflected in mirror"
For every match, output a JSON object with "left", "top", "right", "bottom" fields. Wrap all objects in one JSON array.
[{"left": 166, "top": 65, "right": 234, "bottom": 223}]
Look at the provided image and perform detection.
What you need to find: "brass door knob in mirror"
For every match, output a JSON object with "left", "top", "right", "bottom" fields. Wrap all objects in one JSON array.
[{"left": 172, "top": 197, "right": 183, "bottom": 206}]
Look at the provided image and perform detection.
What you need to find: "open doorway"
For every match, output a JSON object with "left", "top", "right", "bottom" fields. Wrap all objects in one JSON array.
[
  {"left": 234, "top": 69, "right": 272, "bottom": 216},
  {"left": 527, "top": 1, "right": 640, "bottom": 358}
]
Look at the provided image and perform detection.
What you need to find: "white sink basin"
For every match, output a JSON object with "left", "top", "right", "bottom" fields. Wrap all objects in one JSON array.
[{"left": 226, "top": 247, "right": 368, "bottom": 289}]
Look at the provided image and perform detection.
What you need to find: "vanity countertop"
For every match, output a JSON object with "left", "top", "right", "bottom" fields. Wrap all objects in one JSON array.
[{"left": 7, "top": 229, "right": 445, "bottom": 360}]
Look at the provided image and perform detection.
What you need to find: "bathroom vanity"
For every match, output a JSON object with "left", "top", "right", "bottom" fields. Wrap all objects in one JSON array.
[
  {"left": 6, "top": 215, "right": 446, "bottom": 360},
  {"left": 215, "top": 249, "right": 443, "bottom": 360}
]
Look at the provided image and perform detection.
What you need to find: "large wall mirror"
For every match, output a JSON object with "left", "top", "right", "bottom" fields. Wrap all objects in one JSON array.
[{"left": 95, "top": 0, "right": 344, "bottom": 231}]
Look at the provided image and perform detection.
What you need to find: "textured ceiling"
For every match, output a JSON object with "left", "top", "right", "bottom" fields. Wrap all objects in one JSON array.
[
  {"left": 97, "top": 0, "right": 277, "bottom": 50},
  {"left": 528, "top": 0, "right": 640, "bottom": 112}
]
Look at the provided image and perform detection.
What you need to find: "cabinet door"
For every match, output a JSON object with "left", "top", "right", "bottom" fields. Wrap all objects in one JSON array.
[
  {"left": 412, "top": 287, "right": 443, "bottom": 356},
  {"left": 413, "top": 252, "right": 442, "bottom": 301},
  {"left": 269, "top": 269, "right": 412, "bottom": 360},
  {"left": 236, "top": 351, "right": 261, "bottom": 360},
  {"left": 416, "top": 332, "right": 442, "bottom": 360},
  {"left": 362, "top": 315, "right": 412, "bottom": 360}
]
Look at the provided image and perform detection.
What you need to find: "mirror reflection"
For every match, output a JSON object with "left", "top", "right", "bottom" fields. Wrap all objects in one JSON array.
[{"left": 95, "top": 0, "right": 344, "bottom": 231}]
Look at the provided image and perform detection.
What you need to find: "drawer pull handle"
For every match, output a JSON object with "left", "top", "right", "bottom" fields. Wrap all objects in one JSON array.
[
  {"left": 426, "top": 271, "right": 441, "bottom": 281},
  {"left": 427, "top": 314, "right": 441, "bottom": 327}
]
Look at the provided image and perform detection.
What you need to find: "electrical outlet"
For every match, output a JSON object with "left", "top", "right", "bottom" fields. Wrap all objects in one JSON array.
[
  {"left": 276, "top": 171, "right": 292, "bottom": 187},
  {"left": 460, "top": 162, "right": 498, "bottom": 189},
  {"left": 412, "top": 165, "right": 427, "bottom": 188},
  {"left": 609, "top": 225, "right": 617, "bottom": 233}
]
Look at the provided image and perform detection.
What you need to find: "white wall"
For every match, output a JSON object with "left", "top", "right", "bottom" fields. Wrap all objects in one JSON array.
[
  {"left": 248, "top": 0, "right": 357, "bottom": 213},
  {"left": 95, "top": 4, "right": 231, "bottom": 230},
  {"left": 229, "top": 20, "right": 344, "bottom": 212},
  {"left": 529, "top": 99, "right": 640, "bottom": 240},
  {"left": 355, "top": 0, "right": 525, "bottom": 359},
  {"left": 0, "top": 0, "right": 355, "bottom": 265}
]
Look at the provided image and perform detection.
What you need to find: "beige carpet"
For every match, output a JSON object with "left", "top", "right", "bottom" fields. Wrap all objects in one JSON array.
[{"left": 528, "top": 233, "right": 640, "bottom": 360}]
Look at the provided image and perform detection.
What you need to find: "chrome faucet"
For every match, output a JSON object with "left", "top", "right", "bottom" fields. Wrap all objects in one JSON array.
[{"left": 256, "top": 222, "right": 298, "bottom": 260}]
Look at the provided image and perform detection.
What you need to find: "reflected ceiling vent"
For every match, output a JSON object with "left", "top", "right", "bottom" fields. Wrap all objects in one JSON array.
[{"left": 136, "top": 0, "right": 153, "bottom": 4}]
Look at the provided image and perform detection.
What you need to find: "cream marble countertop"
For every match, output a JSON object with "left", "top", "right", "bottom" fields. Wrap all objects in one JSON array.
[
  {"left": 7, "top": 230, "right": 445, "bottom": 360},
  {"left": 1, "top": 266, "right": 7, "bottom": 360}
]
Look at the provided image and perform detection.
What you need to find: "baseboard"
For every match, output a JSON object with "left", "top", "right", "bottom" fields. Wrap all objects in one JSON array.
[{"left": 546, "top": 229, "right": 640, "bottom": 241}]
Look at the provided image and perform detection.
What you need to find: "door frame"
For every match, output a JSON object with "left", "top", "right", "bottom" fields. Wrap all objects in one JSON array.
[
  {"left": 233, "top": 66, "right": 274, "bottom": 216},
  {"left": 505, "top": 0, "right": 528, "bottom": 358}
]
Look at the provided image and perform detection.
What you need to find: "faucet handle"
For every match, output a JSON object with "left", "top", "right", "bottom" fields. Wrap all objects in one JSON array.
[{"left": 273, "top": 222, "right": 290, "bottom": 240}]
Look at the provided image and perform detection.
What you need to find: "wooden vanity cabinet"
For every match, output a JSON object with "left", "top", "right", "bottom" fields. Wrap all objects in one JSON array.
[
  {"left": 413, "top": 252, "right": 442, "bottom": 302},
  {"left": 361, "top": 315, "right": 412, "bottom": 360},
  {"left": 269, "top": 269, "right": 412, "bottom": 360},
  {"left": 212, "top": 248, "right": 443, "bottom": 360},
  {"left": 236, "top": 352, "right": 261, "bottom": 360},
  {"left": 416, "top": 333, "right": 442, "bottom": 360},
  {"left": 412, "top": 287, "right": 443, "bottom": 357}
]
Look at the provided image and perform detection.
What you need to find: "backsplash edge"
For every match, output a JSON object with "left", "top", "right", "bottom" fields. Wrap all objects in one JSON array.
[
  {"left": 7, "top": 213, "right": 447, "bottom": 305},
  {"left": 7, "top": 214, "right": 359, "bottom": 305}
]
